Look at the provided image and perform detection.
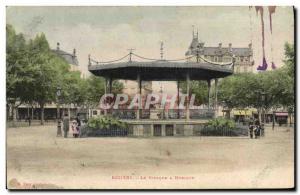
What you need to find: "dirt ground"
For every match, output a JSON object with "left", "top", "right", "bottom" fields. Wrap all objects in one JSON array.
[{"left": 6, "top": 124, "right": 294, "bottom": 189}]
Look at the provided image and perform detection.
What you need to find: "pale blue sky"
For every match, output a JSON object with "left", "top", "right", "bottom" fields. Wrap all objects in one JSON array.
[{"left": 7, "top": 6, "right": 294, "bottom": 85}]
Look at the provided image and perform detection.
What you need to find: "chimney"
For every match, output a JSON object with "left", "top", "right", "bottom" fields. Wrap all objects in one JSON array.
[
  {"left": 56, "top": 42, "right": 60, "bottom": 50},
  {"left": 228, "top": 43, "right": 232, "bottom": 52},
  {"left": 73, "top": 48, "right": 76, "bottom": 57},
  {"left": 248, "top": 43, "right": 252, "bottom": 49},
  {"left": 219, "top": 43, "right": 222, "bottom": 49}
]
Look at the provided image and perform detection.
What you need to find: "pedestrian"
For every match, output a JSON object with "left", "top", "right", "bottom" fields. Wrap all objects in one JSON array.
[
  {"left": 63, "top": 113, "right": 70, "bottom": 138},
  {"left": 27, "top": 116, "right": 31, "bottom": 126},
  {"left": 76, "top": 113, "right": 81, "bottom": 126},
  {"left": 254, "top": 119, "right": 261, "bottom": 138},
  {"left": 249, "top": 120, "right": 254, "bottom": 139},
  {"left": 71, "top": 120, "right": 79, "bottom": 138},
  {"left": 76, "top": 113, "right": 81, "bottom": 136}
]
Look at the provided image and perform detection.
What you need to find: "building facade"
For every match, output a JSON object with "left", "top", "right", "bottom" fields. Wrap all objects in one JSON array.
[{"left": 185, "top": 32, "right": 254, "bottom": 73}]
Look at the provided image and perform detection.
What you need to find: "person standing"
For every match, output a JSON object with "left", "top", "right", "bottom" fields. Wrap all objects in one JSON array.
[
  {"left": 63, "top": 113, "right": 70, "bottom": 138},
  {"left": 76, "top": 113, "right": 81, "bottom": 137},
  {"left": 27, "top": 116, "right": 31, "bottom": 126},
  {"left": 71, "top": 120, "right": 79, "bottom": 138}
]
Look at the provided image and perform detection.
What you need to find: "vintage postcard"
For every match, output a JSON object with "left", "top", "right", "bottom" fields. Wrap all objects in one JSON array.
[{"left": 6, "top": 6, "right": 295, "bottom": 190}]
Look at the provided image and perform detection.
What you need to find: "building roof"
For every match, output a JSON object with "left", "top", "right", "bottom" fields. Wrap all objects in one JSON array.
[
  {"left": 88, "top": 60, "right": 234, "bottom": 81},
  {"left": 52, "top": 49, "right": 79, "bottom": 66},
  {"left": 186, "top": 37, "right": 253, "bottom": 57}
]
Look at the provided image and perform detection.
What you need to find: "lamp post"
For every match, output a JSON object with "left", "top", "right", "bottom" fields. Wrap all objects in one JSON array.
[
  {"left": 56, "top": 87, "right": 62, "bottom": 137},
  {"left": 260, "top": 91, "right": 266, "bottom": 124},
  {"left": 255, "top": 90, "right": 266, "bottom": 137}
]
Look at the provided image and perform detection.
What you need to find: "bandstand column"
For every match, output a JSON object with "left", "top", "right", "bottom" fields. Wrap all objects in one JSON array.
[
  {"left": 186, "top": 72, "right": 190, "bottom": 120},
  {"left": 214, "top": 78, "right": 218, "bottom": 117},
  {"left": 104, "top": 78, "right": 107, "bottom": 115},
  {"left": 137, "top": 73, "right": 141, "bottom": 120},
  {"left": 108, "top": 77, "right": 112, "bottom": 93},
  {"left": 108, "top": 77, "right": 112, "bottom": 115},
  {"left": 177, "top": 80, "right": 180, "bottom": 119},
  {"left": 207, "top": 79, "right": 211, "bottom": 109}
]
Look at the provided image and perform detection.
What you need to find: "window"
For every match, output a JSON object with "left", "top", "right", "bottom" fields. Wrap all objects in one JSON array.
[{"left": 93, "top": 110, "right": 98, "bottom": 115}]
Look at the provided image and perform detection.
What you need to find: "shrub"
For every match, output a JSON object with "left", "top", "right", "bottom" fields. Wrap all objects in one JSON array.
[
  {"left": 207, "top": 118, "right": 236, "bottom": 129},
  {"left": 87, "top": 115, "right": 127, "bottom": 130}
]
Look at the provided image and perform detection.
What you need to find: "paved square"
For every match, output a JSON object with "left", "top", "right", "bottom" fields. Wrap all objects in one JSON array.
[{"left": 7, "top": 125, "right": 294, "bottom": 189}]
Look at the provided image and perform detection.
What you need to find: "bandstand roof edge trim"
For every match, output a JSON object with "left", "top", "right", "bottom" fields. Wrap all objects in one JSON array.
[{"left": 88, "top": 60, "right": 234, "bottom": 81}]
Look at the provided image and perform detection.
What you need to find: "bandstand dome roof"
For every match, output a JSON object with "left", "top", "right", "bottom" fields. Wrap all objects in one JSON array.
[{"left": 88, "top": 60, "right": 234, "bottom": 81}]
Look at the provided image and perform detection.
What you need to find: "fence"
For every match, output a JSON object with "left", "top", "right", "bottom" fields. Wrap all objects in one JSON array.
[
  {"left": 80, "top": 125, "right": 129, "bottom": 137},
  {"left": 194, "top": 125, "right": 249, "bottom": 137},
  {"left": 110, "top": 108, "right": 215, "bottom": 120}
]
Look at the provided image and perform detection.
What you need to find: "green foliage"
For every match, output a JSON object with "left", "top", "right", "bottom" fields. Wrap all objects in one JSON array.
[
  {"left": 6, "top": 24, "right": 124, "bottom": 123},
  {"left": 283, "top": 42, "right": 294, "bottom": 78},
  {"left": 180, "top": 80, "right": 208, "bottom": 105},
  {"left": 219, "top": 49, "right": 294, "bottom": 112},
  {"left": 6, "top": 24, "right": 28, "bottom": 104},
  {"left": 61, "top": 71, "right": 87, "bottom": 106},
  {"left": 207, "top": 118, "right": 236, "bottom": 129},
  {"left": 87, "top": 115, "right": 127, "bottom": 130},
  {"left": 85, "top": 75, "right": 124, "bottom": 108}
]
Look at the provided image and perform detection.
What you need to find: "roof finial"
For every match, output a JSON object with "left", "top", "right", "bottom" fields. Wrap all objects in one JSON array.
[
  {"left": 88, "top": 54, "right": 91, "bottom": 66},
  {"left": 197, "top": 29, "right": 198, "bottom": 39},
  {"left": 127, "top": 48, "right": 135, "bottom": 62},
  {"left": 160, "top": 41, "right": 164, "bottom": 60}
]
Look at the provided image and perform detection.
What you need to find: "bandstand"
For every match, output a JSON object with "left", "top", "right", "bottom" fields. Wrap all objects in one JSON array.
[{"left": 88, "top": 51, "right": 235, "bottom": 136}]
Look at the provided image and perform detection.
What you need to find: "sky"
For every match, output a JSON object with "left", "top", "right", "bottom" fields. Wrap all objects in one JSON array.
[{"left": 6, "top": 6, "right": 294, "bottom": 93}]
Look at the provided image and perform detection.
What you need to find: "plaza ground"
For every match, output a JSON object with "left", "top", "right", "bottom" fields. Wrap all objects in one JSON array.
[{"left": 7, "top": 124, "right": 294, "bottom": 189}]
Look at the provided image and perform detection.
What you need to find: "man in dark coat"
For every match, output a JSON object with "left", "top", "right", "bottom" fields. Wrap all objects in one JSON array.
[{"left": 63, "top": 113, "right": 70, "bottom": 138}]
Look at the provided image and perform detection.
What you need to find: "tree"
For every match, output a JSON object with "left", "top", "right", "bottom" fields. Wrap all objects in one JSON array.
[
  {"left": 6, "top": 24, "right": 28, "bottom": 122},
  {"left": 85, "top": 76, "right": 124, "bottom": 109},
  {"left": 179, "top": 80, "right": 208, "bottom": 105},
  {"left": 283, "top": 42, "right": 294, "bottom": 78},
  {"left": 27, "top": 33, "right": 69, "bottom": 124}
]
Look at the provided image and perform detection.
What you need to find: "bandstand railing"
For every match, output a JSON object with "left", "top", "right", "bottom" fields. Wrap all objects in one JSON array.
[{"left": 108, "top": 108, "right": 215, "bottom": 120}]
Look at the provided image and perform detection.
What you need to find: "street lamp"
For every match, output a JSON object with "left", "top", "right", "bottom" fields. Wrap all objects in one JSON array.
[
  {"left": 255, "top": 90, "right": 266, "bottom": 137},
  {"left": 56, "top": 87, "right": 62, "bottom": 137}
]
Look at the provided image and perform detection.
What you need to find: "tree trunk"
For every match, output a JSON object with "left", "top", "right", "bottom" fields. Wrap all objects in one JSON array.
[
  {"left": 27, "top": 105, "right": 30, "bottom": 119},
  {"left": 40, "top": 103, "right": 45, "bottom": 125},
  {"left": 258, "top": 109, "right": 262, "bottom": 125},
  {"left": 289, "top": 112, "right": 292, "bottom": 127},
  {"left": 68, "top": 104, "right": 71, "bottom": 121},
  {"left": 12, "top": 105, "right": 17, "bottom": 122},
  {"left": 31, "top": 105, "right": 34, "bottom": 120},
  {"left": 263, "top": 109, "right": 266, "bottom": 124}
]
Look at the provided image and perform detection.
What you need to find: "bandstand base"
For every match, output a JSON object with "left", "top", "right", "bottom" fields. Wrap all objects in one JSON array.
[{"left": 122, "top": 119, "right": 209, "bottom": 137}]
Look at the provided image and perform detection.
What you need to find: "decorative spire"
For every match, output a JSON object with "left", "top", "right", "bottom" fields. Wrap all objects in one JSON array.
[
  {"left": 160, "top": 41, "right": 164, "bottom": 60},
  {"left": 192, "top": 25, "right": 195, "bottom": 38},
  {"left": 197, "top": 29, "right": 198, "bottom": 39},
  {"left": 73, "top": 48, "right": 76, "bottom": 57},
  {"left": 56, "top": 42, "right": 60, "bottom": 50}
]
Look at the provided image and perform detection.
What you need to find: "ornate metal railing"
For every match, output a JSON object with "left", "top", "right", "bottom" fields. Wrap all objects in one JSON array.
[
  {"left": 109, "top": 109, "right": 215, "bottom": 120},
  {"left": 190, "top": 109, "right": 215, "bottom": 119}
]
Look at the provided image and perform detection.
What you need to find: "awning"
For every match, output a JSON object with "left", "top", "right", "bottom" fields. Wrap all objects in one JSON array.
[
  {"left": 233, "top": 109, "right": 254, "bottom": 116},
  {"left": 275, "top": 112, "right": 288, "bottom": 116}
]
